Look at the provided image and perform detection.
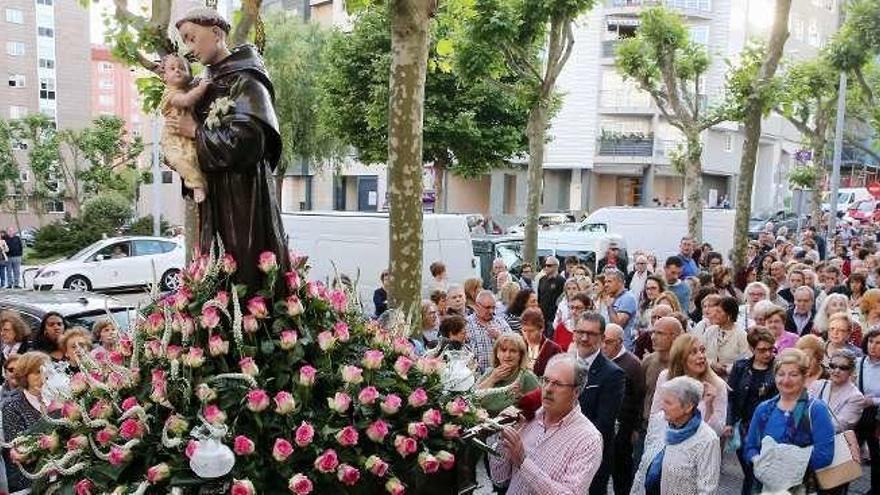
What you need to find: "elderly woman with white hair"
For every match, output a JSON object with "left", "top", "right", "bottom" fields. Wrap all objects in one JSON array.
[
  {"left": 631, "top": 376, "right": 721, "bottom": 495},
  {"left": 737, "top": 281, "right": 770, "bottom": 331}
]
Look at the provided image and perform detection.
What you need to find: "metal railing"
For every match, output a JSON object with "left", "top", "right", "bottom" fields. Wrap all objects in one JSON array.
[{"left": 597, "top": 136, "right": 654, "bottom": 156}]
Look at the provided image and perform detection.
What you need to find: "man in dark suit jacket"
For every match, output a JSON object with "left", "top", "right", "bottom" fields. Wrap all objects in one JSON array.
[
  {"left": 603, "top": 324, "right": 645, "bottom": 495},
  {"left": 574, "top": 312, "right": 626, "bottom": 495},
  {"left": 785, "top": 286, "right": 816, "bottom": 336}
]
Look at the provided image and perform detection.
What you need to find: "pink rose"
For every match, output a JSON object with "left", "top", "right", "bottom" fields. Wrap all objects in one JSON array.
[
  {"left": 239, "top": 357, "right": 259, "bottom": 377},
  {"left": 38, "top": 432, "right": 59, "bottom": 451},
  {"left": 74, "top": 478, "right": 94, "bottom": 495},
  {"left": 286, "top": 295, "right": 304, "bottom": 317},
  {"left": 288, "top": 473, "right": 313, "bottom": 495},
  {"left": 333, "top": 321, "right": 350, "bottom": 342},
  {"left": 365, "top": 455, "right": 389, "bottom": 477},
  {"left": 233, "top": 435, "right": 255, "bottom": 456},
  {"left": 272, "top": 438, "right": 294, "bottom": 462},
  {"left": 393, "top": 337, "right": 415, "bottom": 356},
  {"left": 328, "top": 392, "right": 352, "bottom": 414},
  {"left": 340, "top": 365, "right": 363, "bottom": 384},
  {"left": 242, "top": 314, "right": 259, "bottom": 334},
  {"left": 221, "top": 253, "right": 237, "bottom": 274},
  {"left": 185, "top": 440, "right": 199, "bottom": 459},
  {"left": 247, "top": 296, "right": 269, "bottom": 319},
  {"left": 144, "top": 339, "right": 162, "bottom": 359},
  {"left": 208, "top": 334, "right": 229, "bottom": 356},
  {"left": 108, "top": 445, "right": 129, "bottom": 466},
  {"left": 147, "top": 462, "right": 170, "bottom": 483},
  {"left": 196, "top": 383, "right": 217, "bottom": 403},
  {"left": 385, "top": 477, "right": 406, "bottom": 495},
  {"left": 274, "top": 391, "right": 296, "bottom": 414},
  {"left": 366, "top": 419, "right": 390, "bottom": 443},
  {"left": 362, "top": 349, "right": 384, "bottom": 370},
  {"left": 407, "top": 422, "right": 428, "bottom": 439},
  {"left": 294, "top": 421, "right": 315, "bottom": 447},
  {"left": 246, "top": 389, "right": 270, "bottom": 412},
  {"left": 445, "top": 397, "right": 469, "bottom": 417},
  {"left": 314, "top": 449, "right": 339, "bottom": 473},
  {"left": 120, "top": 396, "right": 139, "bottom": 412},
  {"left": 358, "top": 386, "right": 379, "bottom": 405},
  {"left": 280, "top": 330, "right": 298, "bottom": 350},
  {"left": 442, "top": 423, "right": 462, "bottom": 439},
  {"left": 165, "top": 344, "right": 181, "bottom": 360},
  {"left": 230, "top": 479, "right": 255, "bottom": 495},
  {"left": 285, "top": 271, "right": 301, "bottom": 290},
  {"left": 214, "top": 291, "right": 230, "bottom": 307},
  {"left": 95, "top": 426, "right": 117, "bottom": 445},
  {"left": 381, "top": 394, "right": 402, "bottom": 415},
  {"left": 306, "top": 280, "right": 326, "bottom": 299},
  {"left": 181, "top": 347, "right": 205, "bottom": 368},
  {"left": 393, "top": 435, "right": 418, "bottom": 458},
  {"left": 89, "top": 400, "right": 111, "bottom": 419},
  {"left": 291, "top": 251, "right": 308, "bottom": 269},
  {"left": 145, "top": 312, "right": 164, "bottom": 335},
  {"left": 422, "top": 408, "right": 442, "bottom": 427},
  {"left": 203, "top": 404, "right": 227, "bottom": 425},
  {"left": 258, "top": 251, "right": 278, "bottom": 273},
  {"left": 119, "top": 418, "right": 145, "bottom": 440},
  {"left": 393, "top": 356, "right": 413, "bottom": 378},
  {"left": 436, "top": 450, "right": 455, "bottom": 470},
  {"left": 336, "top": 464, "right": 360, "bottom": 486},
  {"left": 317, "top": 331, "right": 336, "bottom": 351},
  {"left": 109, "top": 350, "right": 124, "bottom": 365},
  {"left": 66, "top": 435, "right": 87, "bottom": 451},
  {"left": 418, "top": 452, "right": 440, "bottom": 474},
  {"left": 408, "top": 388, "right": 428, "bottom": 408},
  {"left": 107, "top": 371, "right": 128, "bottom": 390},
  {"left": 416, "top": 356, "right": 443, "bottom": 375},
  {"left": 165, "top": 414, "right": 189, "bottom": 435},
  {"left": 69, "top": 372, "right": 88, "bottom": 394},
  {"left": 200, "top": 306, "right": 220, "bottom": 329},
  {"left": 299, "top": 365, "right": 317, "bottom": 386},
  {"left": 335, "top": 425, "right": 359, "bottom": 447},
  {"left": 329, "top": 290, "right": 348, "bottom": 313}
]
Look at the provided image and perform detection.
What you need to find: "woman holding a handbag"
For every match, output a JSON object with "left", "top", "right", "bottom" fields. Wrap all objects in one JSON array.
[
  {"left": 808, "top": 349, "right": 866, "bottom": 433},
  {"left": 856, "top": 328, "right": 880, "bottom": 495}
]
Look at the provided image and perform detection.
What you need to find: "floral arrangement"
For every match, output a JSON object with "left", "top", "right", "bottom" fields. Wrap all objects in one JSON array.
[{"left": 11, "top": 249, "right": 484, "bottom": 494}]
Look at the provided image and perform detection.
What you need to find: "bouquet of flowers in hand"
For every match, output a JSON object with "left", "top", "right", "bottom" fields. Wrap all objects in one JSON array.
[{"left": 11, "top": 248, "right": 484, "bottom": 494}]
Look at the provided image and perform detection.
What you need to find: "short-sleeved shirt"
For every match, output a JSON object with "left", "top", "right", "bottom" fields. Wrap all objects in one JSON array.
[
  {"left": 612, "top": 290, "right": 639, "bottom": 350},
  {"left": 466, "top": 313, "right": 512, "bottom": 374}
]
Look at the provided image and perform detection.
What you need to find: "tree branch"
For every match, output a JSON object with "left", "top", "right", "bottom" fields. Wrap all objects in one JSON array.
[
  {"left": 112, "top": 0, "right": 147, "bottom": 30},
  {"left": 854, "top": 66, "right": 876, "bottom": 106},
  {"left": 545, "top": 20, "right": 575, "bottom": 91},
  {"left": 844, "top": 134, "right": 880, "bottom": 164},
  {"left": 231, "top": 0, "right": 263, "bottom": 47}
]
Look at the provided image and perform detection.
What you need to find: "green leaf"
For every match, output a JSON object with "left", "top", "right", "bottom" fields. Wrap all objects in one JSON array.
[{"left": 436, "top": 38, "right": 454, "bottom": 57}]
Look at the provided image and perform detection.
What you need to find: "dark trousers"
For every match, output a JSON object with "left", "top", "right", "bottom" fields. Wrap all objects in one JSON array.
[
  {"left": 856, "top": 406, "right": 879, "bottom": 495},
  {"left": 589, "top": 437, "right": 614, "bottom": 495},
  {"left": 611, "top": 424, "right": 637, "bottom": 495}
]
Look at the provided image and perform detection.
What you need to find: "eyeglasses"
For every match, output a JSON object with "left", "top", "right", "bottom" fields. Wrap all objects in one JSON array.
[
  {"left": 829, "top": 364, "right": 853, "bottom": 371},
  {"left": 541, "top": 377, "right": 577, "bottom": 389},
  {"left": 573, "top": 330, "right": 601, "bottom": 338}
]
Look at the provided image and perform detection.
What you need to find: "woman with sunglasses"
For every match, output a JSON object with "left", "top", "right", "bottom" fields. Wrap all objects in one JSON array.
[{"left": 808, "top": 350, "right": 865, "bottom": 433}]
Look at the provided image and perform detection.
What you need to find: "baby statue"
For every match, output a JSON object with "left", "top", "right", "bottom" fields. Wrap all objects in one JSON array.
[{"left": 160, "top": 53, "right": 209, "bottom": 203}]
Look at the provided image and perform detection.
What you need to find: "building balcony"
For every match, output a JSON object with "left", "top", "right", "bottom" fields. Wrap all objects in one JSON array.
[
  {"left": 605, "top": 0, "right": 713, "bottom": 19},
  {"left": 597, "top": 133, "right": 654, "bottom": 157},
  {"left": 602, "top": 40, "right": 620, "bottom": 58}
]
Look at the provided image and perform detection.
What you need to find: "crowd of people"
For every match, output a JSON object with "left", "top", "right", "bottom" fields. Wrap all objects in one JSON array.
[
  {"left": 394, "top": 222, "right": 880, "bottom": 495},
  {"left": 0, "top": 311, "right": 118, "bottom": 493}
]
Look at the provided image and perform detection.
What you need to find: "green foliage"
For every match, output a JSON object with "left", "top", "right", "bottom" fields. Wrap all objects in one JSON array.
[
  {"left": 135, "top": 75, "right": 165, "bottom": 114},
  {"left": 788, "top": 165, "right": 821, "bottom": 189},
  {"left": 31, "top": 218, "right": 101, "bottom": 259},
  {"left": 719, "top": 42, "right": 782, "bottom": 121},
  {"left": 14, "top": 114, "right": 63, "bottom": 213},
  {"left": 263, "top": 12, "right": 344, "bottom": 173},
  {"left": 0, "top": 120, "right": 22, "bottom": 203},
  {"left": 320, "top": 5, "right": 529, "bottom": 175},
  {"left": 777, "top": 57, "right": 838, "bottom": 125},
  {"left": 81, "top": 192, "right": 134, "bottom": 234},
  {"left": 126, "top": 215, "right": 171, "bottom": 236}
]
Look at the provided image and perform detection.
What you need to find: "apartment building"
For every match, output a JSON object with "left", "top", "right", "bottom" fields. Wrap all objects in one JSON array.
[
  {"left": 536, "top": 0, "right": 839, "bottom": 215},
  {"left": 1, "top": 0, "right": 91, "bottom": 229}
]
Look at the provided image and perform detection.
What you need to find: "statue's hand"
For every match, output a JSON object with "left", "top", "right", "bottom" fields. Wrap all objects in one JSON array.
[{"left": 167, "top": 113, "right": 197, "bottom": 139}]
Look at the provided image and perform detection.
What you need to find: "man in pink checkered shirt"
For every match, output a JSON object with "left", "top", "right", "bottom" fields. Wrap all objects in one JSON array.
[{"left": 490, "top": 353, "right": 603, "bottom": 494}]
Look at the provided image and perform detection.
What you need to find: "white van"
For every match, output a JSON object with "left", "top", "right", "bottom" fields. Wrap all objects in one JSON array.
[
  {"left": 281, "top": 212, "right": 475, "bottom": 314},
  {"left": 583, "top": 207, "right": 737, "bottom": 260},
  {"left": 822, "top": 188, "right": 873, "bottom": 214}
]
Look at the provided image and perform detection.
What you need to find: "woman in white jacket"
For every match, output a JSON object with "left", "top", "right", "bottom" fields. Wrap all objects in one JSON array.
[{"left": 632, "top": 376, "right": 720, "bottom": 495}]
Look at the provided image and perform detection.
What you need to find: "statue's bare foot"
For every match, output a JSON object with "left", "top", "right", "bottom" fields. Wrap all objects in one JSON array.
[{"left": 194, "top": 188, "right": 206, "bottom": 203}]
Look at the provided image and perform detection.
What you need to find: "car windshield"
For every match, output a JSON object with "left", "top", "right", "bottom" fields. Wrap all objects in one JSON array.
[
  {"left": 495, "top": 241, "right": 524, "bottom": 272},
  {"left": 69, "top": 242, "right": 102, "bottom": 260},
  {"left": 858, "top": 201, "right": 875, "bottom": 212},
  {"left": 66, "top": 308, "right": 134, "bottom": 335}
]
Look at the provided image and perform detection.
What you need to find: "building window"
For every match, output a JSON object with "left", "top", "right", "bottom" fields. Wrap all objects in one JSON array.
[
  {"left": 36, "top": 0, "right": 53, "bottom": 5},
  {"left": 689, "top": 26, "right": 709, "bottom": 45},
  {"left": 6, "top": 41, "right": 25, "bottom": 56},
  {"left": 724, "top": 133, "right": 733, "bottom": 152},
  {"left": 38, "top": 58, "right": 54, "bottom": 69},
  {"left": 7, "top": 75, "right": 26, "bottom": 88},
  {"left": 39, "top": 78, "right": 55, "bottom": 100},
  {"left": 37, "top": 27, "right": 54, "bottom": 38},
  {"left": 98, "top": 94, "right": 113, "bottom": 106},
  {"left": 8, "top": 106, "right": 27, "bottom": 119},
  {"left": 808, "top": 19, "right": 820, "bottom": 47},
  {"left": 6, "top": 195, "right": 27, "bottom": 213},
  {"left": 45, "top": 199, "right": 64, "bottom": 213},
  {"left": 99, "top": 79, "right": 114, "bottom": 89},
  {"left": 18, "top": 171, "right": 29, "bottom": 182},
  {"left": 100, "top": 62, "right": 114, "bottom": 72},
  {"left": 5, "top": 8, "right": 24, "bottom": 24},
  {"left": 791, "top": 16, "right": 805, "bottom": 41},
  {"left": 161, "top": 171, "right": 173, "bottom": 184}
]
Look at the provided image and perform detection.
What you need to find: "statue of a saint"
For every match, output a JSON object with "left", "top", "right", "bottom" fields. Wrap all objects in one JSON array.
[{"left": 167, "top": 8, "right": 290, "bottom": 288}]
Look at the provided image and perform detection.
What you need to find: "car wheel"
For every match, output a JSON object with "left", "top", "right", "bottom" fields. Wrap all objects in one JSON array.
[
  {"left": 64, "top": 275, "right": 92, "bottom": 292},
  {"left": 161, "top": 269, "right": 182, "bottom": 291}
]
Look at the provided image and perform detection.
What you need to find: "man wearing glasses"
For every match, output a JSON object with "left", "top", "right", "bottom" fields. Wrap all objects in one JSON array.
[
  {"left": 573, "top": 312, "right": 625, "bottom": 495},
  {"left": 489, "top": 354, "right": 603, "bottom": 494},
  {"left": 538, "top": 256, "right": 565, "bottom": 336},
  {"left": 466, "top": 290, "right": 511, "bottom": 373}
]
